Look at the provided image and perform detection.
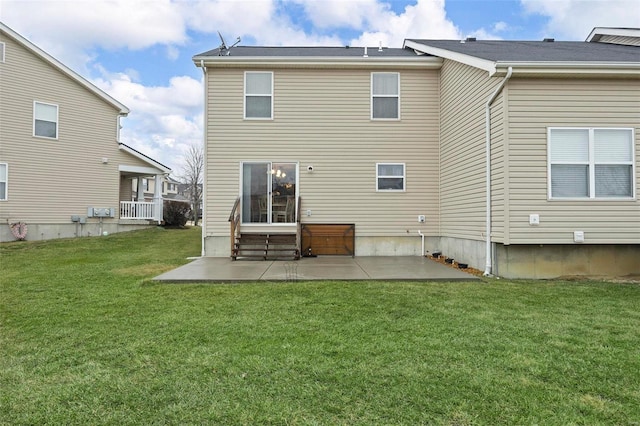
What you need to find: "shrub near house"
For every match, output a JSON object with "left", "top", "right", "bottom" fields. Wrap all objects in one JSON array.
[{"left": 163, "top": 200, "right": 192, "bottom": 227}]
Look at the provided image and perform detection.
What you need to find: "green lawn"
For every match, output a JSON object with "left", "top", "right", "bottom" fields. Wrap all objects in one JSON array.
[{"left": 1, "top": 227, "right": 639, "bottom": 425}]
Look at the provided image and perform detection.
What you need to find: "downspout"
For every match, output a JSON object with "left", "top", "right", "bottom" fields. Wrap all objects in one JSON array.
[
  {"left": 200, "top": 59, "right": 207, "bottom": 257},
  {"left": 483, "top": 66, "right": 512, "bottom": 276}
]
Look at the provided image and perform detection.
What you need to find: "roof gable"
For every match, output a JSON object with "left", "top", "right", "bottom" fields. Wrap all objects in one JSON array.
[
  {"left": 404, "top": 38, "right": 640, "bottom": 77},
  {"left": 0, "top": 22, "right": 129, "bottom": 115},
  {"left": 119, "top": 143, "right": 171, "bottom": 174}
]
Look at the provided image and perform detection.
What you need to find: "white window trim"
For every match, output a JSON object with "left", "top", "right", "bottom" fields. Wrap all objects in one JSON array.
[
  {"left": 33, "top": 101, "right": 59, "bottom": 139},
  {"left": 376, "top": 162, "right": 406, "bottom": 192},
  {"left": 547, "top": 127, "right": 636, "bottom": 200},
  {"left": 371, "top": 72, "right": 400, "bottom": 121},
  {"left": 0, "top": 42, "right": 5, "bottom": 63},
  {"left": 244, "top": 71, "right": 274, "bottom": 120},
  {"left": 0, "top": 163, "right": 7, "bottom": 201}
]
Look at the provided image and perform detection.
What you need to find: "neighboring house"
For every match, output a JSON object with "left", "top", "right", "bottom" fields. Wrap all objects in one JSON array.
[
  {"left": 0, "top": 23, "right": 170, "bottom": 242},
  {"left": 177, "top": 182, "right": 203, "bottom": 219},
  {"left": 132, "top": 175, "right": 185, "bottom": 202},
  {"left": 193, "top": 28, "right": 639, "bottom": 278}
]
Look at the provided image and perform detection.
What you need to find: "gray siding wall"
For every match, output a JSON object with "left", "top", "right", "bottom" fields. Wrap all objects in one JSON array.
[
  {"left": 204, "top": 67, "right": 440, "bottom": 243},
  {"left": 438, "top": 60, "right": 504, "bottom": 242},
  {"left": 506, "top": 78, "right": 640, "bottom": 244}
]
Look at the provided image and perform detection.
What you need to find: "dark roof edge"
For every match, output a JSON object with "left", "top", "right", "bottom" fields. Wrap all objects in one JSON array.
[{"left": 119, "top": 143, "right": 172, "bottom": 173}]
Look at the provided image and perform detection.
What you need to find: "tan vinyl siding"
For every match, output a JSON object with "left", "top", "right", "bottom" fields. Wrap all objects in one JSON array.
[
  {"left": 507, "top": 78, "right": 640, "bottom": 244},
  {"left": 0, "top": 33, "right": 123, "bottom": 223},
  {"left": 439, "top": 59, "right": 503, "bottom": 242},
  {"left": 120, "top": 176, "right": 133, "bottom": 201},
  {"left": 205, "top": 67, "right": 440, "bottom": 238},
  {"left": 490, "top": 91, "right": 506, "bottom": 242}
]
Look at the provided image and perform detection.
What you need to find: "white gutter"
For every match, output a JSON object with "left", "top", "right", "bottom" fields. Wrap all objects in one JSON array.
[
  {"left": 483, "top": 66, "right": 512, "bottom": 277},
  {"left": 491, "top": 62, "right": 640, "bottom": 77},
  {"left": 418, "top": 230, "right": 425, "bottom": 256},
  {"left": 200, "top": 59, "right": 207, "bottom": 257},
  {"left": 192, "top": 56, "right": 442, "bottom": 70}
]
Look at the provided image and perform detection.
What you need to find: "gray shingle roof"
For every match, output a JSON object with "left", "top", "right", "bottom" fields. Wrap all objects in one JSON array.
[
  {"left": 195, "top": 46, "right": 420, "bottom": 58},
  {"left": 406, "top": 40, "right": 640, "bottom": 63}
]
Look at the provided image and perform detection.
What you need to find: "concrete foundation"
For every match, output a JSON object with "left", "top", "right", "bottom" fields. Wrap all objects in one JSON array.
[
  {"left": 204, "top": 234, "right": 438, "bottom": 258},
  {"left": 0, "top": 221, "right": 156, "bottom": 242},
  {"left": 355, "top": 235, "right": 438, "bottom": 256},
  {"left": 494, "top": 244, "right": 640, "bottom": 279},
  {"left": 434, "top": 237, "right": 486, "bottom": 271}
]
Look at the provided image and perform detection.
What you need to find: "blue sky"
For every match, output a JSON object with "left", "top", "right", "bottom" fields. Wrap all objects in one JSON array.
[{"left": 2, "top": 0, "right": 638, "bottom": 173}]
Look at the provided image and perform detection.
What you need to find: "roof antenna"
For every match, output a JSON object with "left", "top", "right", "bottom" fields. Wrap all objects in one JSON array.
[
  {"left": 217, "top": 31, "right": 241, "bottom": 56},
  {"left": 378, "top": 41, "right": 383, "bottom": 52}
]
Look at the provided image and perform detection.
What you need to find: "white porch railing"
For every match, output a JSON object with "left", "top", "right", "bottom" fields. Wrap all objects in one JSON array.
[{"left": 120, "top": 201, "right": 156, "bottom": 220}]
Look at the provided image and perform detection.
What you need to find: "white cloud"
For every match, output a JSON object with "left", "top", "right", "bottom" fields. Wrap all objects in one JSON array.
[
  {"left": 521, "top": 0, "right": 640, "bottom": 40},
  {"left": 293, "top": 0, "right": 387, "bottom": 30},
  {"left": 493, "top": 21, "right": 508, "bottom": 33},
  {"left": 178, "top": 0, "right": 277, "bottom": 36},
  {"left": 1, "top": 0, "right": 187, "bottom": 62},
  {"left": 349, "top": 0, "right": 461, "bottom": 47},
  {"left": 178, "top": 0, "right": 344, "bottom": 46},
  {"left": 93, "top": 71, "right": 204, "bottom": 172}
]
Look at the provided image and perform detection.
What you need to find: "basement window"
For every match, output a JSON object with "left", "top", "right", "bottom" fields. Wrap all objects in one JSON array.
[
  {"left": 0, "top": 163, "right": 7, "bottom": 200},
  {"left": 377, "top": 163, "right": 405, "bottom": 191}
]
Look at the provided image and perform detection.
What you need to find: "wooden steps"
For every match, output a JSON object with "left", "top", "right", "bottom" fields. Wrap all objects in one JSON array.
[{"left": 232, "top": 233, "right": 300, "bottom": 261}]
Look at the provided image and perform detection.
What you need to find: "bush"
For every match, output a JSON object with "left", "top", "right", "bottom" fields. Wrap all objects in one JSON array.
[{"left": 163, "top": 200, "right": 192, "bottom": 227}]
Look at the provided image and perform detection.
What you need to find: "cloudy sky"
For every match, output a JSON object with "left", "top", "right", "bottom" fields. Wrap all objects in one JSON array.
[{"left": 2, "top": 0, "right": 639, "bottom": 175}]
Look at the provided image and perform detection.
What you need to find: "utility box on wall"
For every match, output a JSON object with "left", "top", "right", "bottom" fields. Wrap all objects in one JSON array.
[{"left": 87, "top": 207, "right": 115, "bottom": 218}]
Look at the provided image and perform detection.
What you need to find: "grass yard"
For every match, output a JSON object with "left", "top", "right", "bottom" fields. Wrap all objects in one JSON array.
[{"left": 1, "top": 227, "right": 639, "bottom": 425}]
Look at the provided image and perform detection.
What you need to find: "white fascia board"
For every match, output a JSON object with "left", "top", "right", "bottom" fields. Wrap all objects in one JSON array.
[
  {"left": 403, "top": 40, "right": 496, "bottom": 74},
  {"left": 0, "top": 23, "right": 130, "bottom": 115},
  {"left": 587, "top": 27, "right": 640, "bottom": 42},
  {"left": 119, "top": 144, "right": 171, "bottom": 174},
  {"left": 193, "top": 55, "right": 442, "bottom": 70},
  {"left": 493, "top": 61, "right": 640, "bottom": 77},
  {"left": 119, "top": 165, "right": 168, "bottom": 175}
]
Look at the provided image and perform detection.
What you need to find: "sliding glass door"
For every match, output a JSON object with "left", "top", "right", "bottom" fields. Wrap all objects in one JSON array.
[{"left": 242, "top": 162, "right": 297, "bottom": 224}]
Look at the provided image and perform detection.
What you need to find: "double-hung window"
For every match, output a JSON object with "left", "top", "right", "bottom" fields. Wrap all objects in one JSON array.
[
  {"left": 371, "top": 72, "right": 399, "bottom": 120},
  {"left": 549, "top": 128, "right": 635, "bottom": 199},
  {"left": 33, "top": 101, "right": 58, "bottom": 138},
  {"left": 0, "top": 163, "right": 7, "bottom": 201},
  {"left": 377, "top": 163, "right": 405, "bottom": 191},
  {"left": 245, "top": 71, "right": 273, "bottom": 119}
]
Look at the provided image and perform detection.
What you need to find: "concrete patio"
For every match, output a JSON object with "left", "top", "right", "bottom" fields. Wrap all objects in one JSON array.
[{"left": 153, "top": 256, "right": 481, "bottom": 283}]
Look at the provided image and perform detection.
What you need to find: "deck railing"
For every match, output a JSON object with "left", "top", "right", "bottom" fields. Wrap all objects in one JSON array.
[
  {"left": 120, "top": 201, "right": 156, "bottom": 220},
  {"left": 229, "top": 197, "right": 241, "bottom": 257}
]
